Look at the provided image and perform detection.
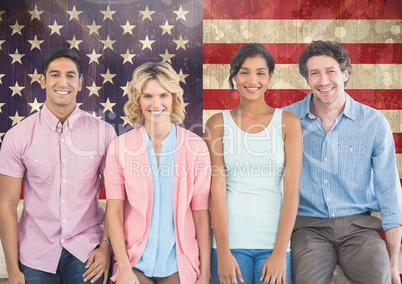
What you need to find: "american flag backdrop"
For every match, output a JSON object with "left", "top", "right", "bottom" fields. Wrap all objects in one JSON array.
[
  {"left": 0, "top": 0, "right": 401, "bottom": 185},
  {"left": 0, "top": 0, "right": 203, "bottom": 140},
  {"left": 202, "top": 0, "right": 402, "bottom": 185}
]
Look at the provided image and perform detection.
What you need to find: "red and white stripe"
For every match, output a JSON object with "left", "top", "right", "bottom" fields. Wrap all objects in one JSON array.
[{"left": 202, "top": 0, "right": 402, "bottom": 182}]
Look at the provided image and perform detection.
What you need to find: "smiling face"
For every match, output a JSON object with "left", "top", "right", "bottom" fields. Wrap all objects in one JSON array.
[
  {"left": 234, "top": 55, "right": 271, "bottom": 102},
  {"left": 41, "top": 57, "right": 82, "bottom": 116},
  {"left": 306, "top": 55, "right": 349, "bottom": 107},
  {"left": 140, "top": 79, "right": 173, "bottom": 127}
]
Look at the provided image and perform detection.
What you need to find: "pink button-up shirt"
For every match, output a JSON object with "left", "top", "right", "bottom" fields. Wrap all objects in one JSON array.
[
  {"left": 105, "top": 126, "right": 211, "bottom": 284},
  {"left": 0, "top": 104, "right": 116, "bottom": 273}
]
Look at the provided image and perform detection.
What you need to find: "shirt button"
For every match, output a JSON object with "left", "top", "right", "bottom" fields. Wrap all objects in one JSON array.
[
  {"left": 62, "top": 159, "right": 66, "bottom": 163},
  {"left": 327, "top": 198, "right": 330, "bottom": 201},
  {"left": 332, "top": 213, "right": 335, "bottom": 217},
  {"left": 61, "top": 138, "right": 65, "bottom": 142},
  {"left": 62, "top": 219, "right": 66, "bottom": 223},
  {"left": 61, "top": 239, "right": 64, "bottom": 243},
  {"left": 63, "top": 179, "right": 66, "bottom": 183},
  {"left": 324, "top": 179, "right": 328, "bottom": 184},
  {"left": 324, "top": 157, "right": 327, "bottom": 162},
  {"left": 349, "top": 146, "right": 353, "bottom": 151},
  {"left": 61, "top": 199, "right": 66, "bottom": 203}
]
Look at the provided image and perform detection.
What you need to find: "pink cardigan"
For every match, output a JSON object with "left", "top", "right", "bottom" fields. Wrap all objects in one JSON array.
[{"left": 105, "top": 126, "right": 211, "bottom": 283}]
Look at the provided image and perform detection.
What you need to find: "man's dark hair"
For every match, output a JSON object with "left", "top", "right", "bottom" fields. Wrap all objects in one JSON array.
[
  {"left": 42, "top": 47, "right": 82, "bottom": 77},
  {"left": 299, "top": 40, "right": 352, "bottom": 86}
]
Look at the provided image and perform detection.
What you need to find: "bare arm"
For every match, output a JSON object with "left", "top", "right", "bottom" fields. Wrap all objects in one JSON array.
[
  {"left": 106, "top": 199, "right": 139, "bottom": 284},
  {"left": 0, "top": 174, "right": 24, "bottom": 283},
  {"left": 205, "top": 114, "right": 243, "bottom": 283},
  {"left": 193, "top": 210, "right": 211, "bottom": 283},
  {"left": 261, "top": 112, "right": 302, "bottom": 283},
  {"left": 385, "top": 226, "right": 402, "bottom": 284},
  {"left": 100, "top": 174, "right": 110, "bottom": 239},
  {"left": 275, "top": 112, "right": 302, "bottom": 254}
]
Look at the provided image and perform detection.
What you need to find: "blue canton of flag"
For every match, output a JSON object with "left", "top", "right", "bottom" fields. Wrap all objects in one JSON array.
[{"left": 0, "top": 0, "right": 203, "bottom": 145}]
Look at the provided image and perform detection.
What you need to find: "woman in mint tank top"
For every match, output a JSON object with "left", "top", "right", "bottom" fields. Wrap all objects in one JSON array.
[{"left": 205, "top": 43, "right": 303, "bottom": 284}]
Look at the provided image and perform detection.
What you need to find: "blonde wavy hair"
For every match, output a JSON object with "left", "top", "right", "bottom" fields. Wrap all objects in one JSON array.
[{"left": 124, "top": 61, "right": 187, "bottom": 128}]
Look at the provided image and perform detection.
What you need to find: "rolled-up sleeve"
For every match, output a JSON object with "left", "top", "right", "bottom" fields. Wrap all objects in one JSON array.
[
  {"left": 190, "top": 139, "right": 211, "bottom": 211},
  {"left": 104, "top": 137, "right": 126, "bottom": 201},
  {"left": 0, "top": 128, "right": 25, "bottom": 178}
]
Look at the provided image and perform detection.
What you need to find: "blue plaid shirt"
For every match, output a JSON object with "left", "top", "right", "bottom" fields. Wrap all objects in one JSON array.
[{"left": 284, "top": 93, "right": 402, "bottom": 231}]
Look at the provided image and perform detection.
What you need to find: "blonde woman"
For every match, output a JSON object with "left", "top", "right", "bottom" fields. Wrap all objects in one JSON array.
[{"left": 105, "top": 61, "right": 211, "bottom": 283}]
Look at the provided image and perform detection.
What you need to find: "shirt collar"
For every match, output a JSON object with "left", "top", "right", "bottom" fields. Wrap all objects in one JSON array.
[
  {"left": 143, "top": 123, "right": 176, "bottom": 145},
  {"left": 298, "top": 93, "right": 314, "bottom": 119},
  {"left": 40, "top": 103, "right": 81, "bottom": 132},
  {"left": 342, "top": 93, "right": 356, "bottom": 121},
  {"left": 300, "top": 92, "right": 356, "bottom": 121},
  {"left": 66, "top": 106, "right": 82, "bottom": 130}
]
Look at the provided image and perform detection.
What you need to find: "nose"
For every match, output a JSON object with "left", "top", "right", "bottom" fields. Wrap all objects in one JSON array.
[
  {"left": 248, "top": 73, "right": 258, "bottom": 84},
  {"left": 152, "top": 96, "right": 161, "bottom": 107},
  {"left": 318, "top": 73, "right": 329, "bottom": 85},
  {"left": 58, "top": 75, "right": 68, "bottom": 85}
]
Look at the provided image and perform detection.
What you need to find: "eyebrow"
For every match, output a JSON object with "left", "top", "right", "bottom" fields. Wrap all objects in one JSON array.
[
  {"left": 141, "top": 92, "right": 169, "bottom": 96},
  {"left": 240, "top": 66, "right": 268, "bottom": 71},
  {"left": 309, "top": 66, "right": 337, "bottom": 72},
  {"left": 48, "top": 70, "right": 78, "bottom": 75}
]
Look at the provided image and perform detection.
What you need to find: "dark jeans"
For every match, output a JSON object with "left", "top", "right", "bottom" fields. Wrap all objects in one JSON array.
[
  {"left": 19, "top": 248, "right": 105, "bottom": 284},
  {"left": 291, "top": 214, "right": 390, "bottom": 284}
]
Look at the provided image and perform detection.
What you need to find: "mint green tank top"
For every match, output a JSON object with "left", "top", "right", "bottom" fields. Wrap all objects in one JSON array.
[{"left": 212, "top": 108, "right": 287, "bottom": 249}]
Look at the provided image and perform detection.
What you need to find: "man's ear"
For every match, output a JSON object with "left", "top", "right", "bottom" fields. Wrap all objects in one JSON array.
[
  {"left": 40, "top": 74, "right": 46, "bottom": 89},
  {"left": 343, "top": 70, "right": 350, "bottom": 83},
  {"left": 78, "top": 74, "right": 83, "bottom": 91}
]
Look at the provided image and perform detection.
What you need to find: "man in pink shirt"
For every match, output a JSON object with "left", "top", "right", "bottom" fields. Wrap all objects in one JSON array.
[{"left": 0, "top": 47, "right": 116, "bottom": 284}]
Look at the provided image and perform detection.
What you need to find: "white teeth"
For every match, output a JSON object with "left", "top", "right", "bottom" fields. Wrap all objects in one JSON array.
[
  {"left": 56, "top": 91, "right": 68, "bottom": 95},
  {"left": 320, "top": 88, "right": 332, "bottom": 92},
  {"left": 246, "top": 87, "right": 258, "bottom": 92},
  {"left": 150, "top": 110, "right": 163, "bottom": 114}
]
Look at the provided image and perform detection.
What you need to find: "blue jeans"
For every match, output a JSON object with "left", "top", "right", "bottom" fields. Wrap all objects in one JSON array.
[
  {"left": 211, "top": 248, "right": 292, "bottom": 284},
  {"left": 19, "top": 248, "right": 105, "bottom": 284}
]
